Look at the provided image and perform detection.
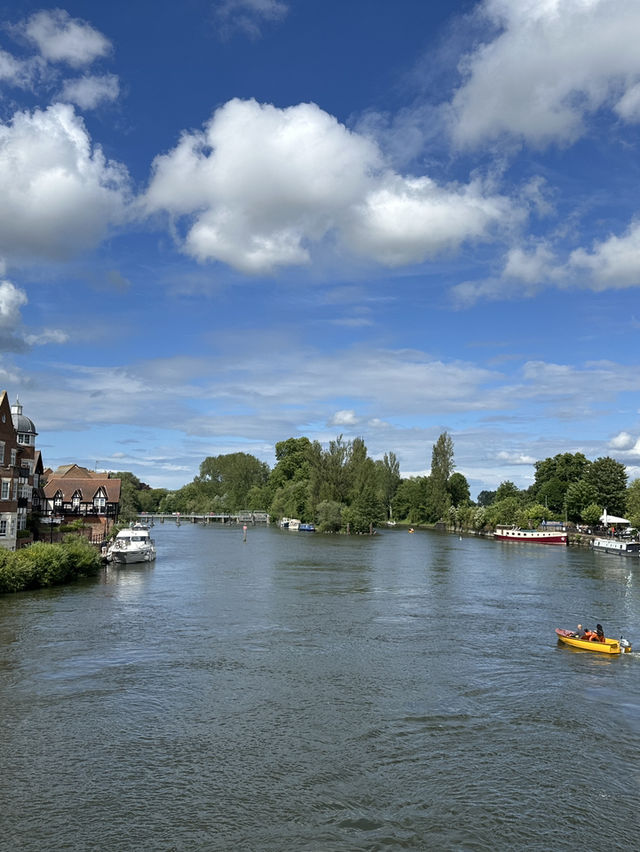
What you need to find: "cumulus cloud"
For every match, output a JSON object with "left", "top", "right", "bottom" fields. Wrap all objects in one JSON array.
[
  {"left": 568, "top": 222, "right": 640, "bottom": 289},
  {"left": 0, "top": 103, "right": 129, "bottom": 263},
  {"left": 214, "top": 0, "right": 288, "bottom": 39},
  {"left": 330, "top": 409, "right": 359, "bottom": 426},
  {"left": 22, "top": 9, "right": 112, "bottom": 68},
  {"left": 0, "top": 278, "right": 66, "bottom": 351},
  {"left": 450, "top": 0, "right": 640, "bottom": 147},
  {"left": 610, "top": 431, "right": 635, "bottom": 450},
  {"left": 60, "top": 74, "right": 120, "bottom": 109},
  {"left": 145, "top": 98, "right": 514, "bottom": 275}
]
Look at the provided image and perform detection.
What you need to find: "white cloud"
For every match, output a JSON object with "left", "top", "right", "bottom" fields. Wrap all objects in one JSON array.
[
  {"left": 214, "top": 0, "right": 288, "bottom": 39},
  {"left": 60, "top": 74, "right": 120, "bottom": 109},
  {"left": 23, "top": 328, "right": 69, "bottom": 346},
  {"left": 0, "top": 48, "right": 36, "bottom": 88},
  {"left": 330, "top": 409, "right": 359, "bottom": 426},
  {"left": 145, "top": 98, "right": 514, "bottom": 275},
  {"left": 609, "top": 431, "right": 635, "bottom": 450},
  {"left": 22, "top": 9, "right": 112, "bottom": 68},
  {"left": 0, "top": 103, "right": 129, "bottom": 263},
  {"left": 569, "top": 222, "right": 640, "bottom": 288},
  {"left": 502, "top": 244, "right": 555, "bottom": 284},
  {"left": 0, "top": 279, "right": 27, "bottom": 327},
  {"left": 450, "top": 0, "right": 640, "bottom": 147}
]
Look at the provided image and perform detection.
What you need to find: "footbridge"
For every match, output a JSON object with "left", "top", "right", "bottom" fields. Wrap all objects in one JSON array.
[{"left": 139, "top": 512, "right": 270, "bottom": 525}]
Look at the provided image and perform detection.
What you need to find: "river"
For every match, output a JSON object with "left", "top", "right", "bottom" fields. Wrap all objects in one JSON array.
[{"left": 1, "top": 523, "right": 638, "bottom": 851}]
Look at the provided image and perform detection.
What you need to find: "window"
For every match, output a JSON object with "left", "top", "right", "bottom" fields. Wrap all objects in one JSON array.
[
  {"left": 0, "top": 519, "right": 6, "bottom": 536},
  {"left": 0, "top": 442, "right": 4, "bottom": 464},
  {"left": 1, "top": 480, "right": 9, "bottom": 500},
  {"left": 72, "top": 490, "right": 82, "bottom": 509},
  {"left": 10, "top": 449, "right": 16, "bottom": 466},
  {"left": 17, "top": 434, "right": 30, "bottom": 445},
  {"left": 54, "top": 491, "right": 63, "bottom": 507},
  {"left": 94, "top": 490, "right": 106, "bottom": 513}
]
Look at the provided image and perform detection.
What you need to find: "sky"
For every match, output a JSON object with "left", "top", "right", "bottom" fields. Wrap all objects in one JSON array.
[{"left": 2, "top": 0, "right": 640, "bottom": 499}]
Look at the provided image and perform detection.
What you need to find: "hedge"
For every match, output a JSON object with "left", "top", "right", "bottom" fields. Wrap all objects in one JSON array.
[{"left": 0, "top": 536, "right": 102, "bottom": 595}]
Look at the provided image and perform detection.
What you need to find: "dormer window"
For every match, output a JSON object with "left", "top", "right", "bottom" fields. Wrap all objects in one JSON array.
[
  {"left": 17, "top": 434, "right": 30, "bottom": 445},
  {"left": 93, "top": 489, "right": 106, "bottom": 513},
  {"left": 54, "top": 490, "right": 63, "bottom": 508},
  {"left": 72, "top": 490, "right": 82, "bottom": 509}
]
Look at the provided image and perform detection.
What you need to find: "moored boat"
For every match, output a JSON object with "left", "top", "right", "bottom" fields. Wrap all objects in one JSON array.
[
  {"left": 555, "top": 628, "right": 632, "bottom": 654},
  {"left": 299, "top": 523, "right": 315, "bottom": 532},
  {"left": 495, "top": 525, "right": 567, "bottom": 544},
  {"left": 106, "top": 523, "right": 157, "bottom": 565},
  {"left": 592, "top": 537, "right": 640, "bottom": 556}
]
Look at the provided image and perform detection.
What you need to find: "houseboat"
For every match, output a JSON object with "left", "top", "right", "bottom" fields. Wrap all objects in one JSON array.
[{"left": 494, "top": 525, "right": 567, "bottom": 545}]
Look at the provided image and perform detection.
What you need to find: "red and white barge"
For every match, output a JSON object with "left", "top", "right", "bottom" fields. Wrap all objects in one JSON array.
[{"left": 494, "top": 525, "right": 567, "bottom": 545}]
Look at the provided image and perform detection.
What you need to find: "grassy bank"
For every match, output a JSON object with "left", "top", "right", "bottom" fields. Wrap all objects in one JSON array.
[{"left": 0, "top": 536, "right": 102, "bottom": 595}]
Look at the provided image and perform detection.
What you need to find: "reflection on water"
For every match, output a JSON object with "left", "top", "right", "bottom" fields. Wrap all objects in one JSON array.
[{"left": 1, "top": 524, "right": 639, "bottom": 850}]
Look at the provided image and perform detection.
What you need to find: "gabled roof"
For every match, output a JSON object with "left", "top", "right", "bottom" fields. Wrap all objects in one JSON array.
[
  {"left": 53, "top": 464, "right": 103, "bottom": 479},
  {"left": 44, "top": 474, "right": 121, "bottom": 503}
]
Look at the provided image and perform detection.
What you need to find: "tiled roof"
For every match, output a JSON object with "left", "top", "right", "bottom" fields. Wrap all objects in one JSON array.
[{"left": 44, "top": 475, "right": 121, "bottom": 502}]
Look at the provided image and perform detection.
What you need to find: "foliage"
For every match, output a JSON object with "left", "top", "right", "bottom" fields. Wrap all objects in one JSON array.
[
  {"left": 0, "top": 537, "right": 101, "bottom": 595},
  {"left": 375, "top": 452, "right": 401, "bottom": 520},
  {"left": 626, "top": 479, "right": 640, "bottom": 529},
  {"left": 581, "top": 503, "right": 602, "bottom": 528},
  {"left": 532, "top": 452, "right": 590, "bottom": 511},
  {"left": 429, "top": 432, "right": 454, "bottom": 521},
  {"left": 315, "top": 500, "right": 344, "bottom": 532},
  {"left": 494, "top": 481, "right": 521, "bottom": 502},
  {"left": 584, "top": 456, "right": 628, "bottom": 517},
  {"left": 448, "top": 472, "right": 470, "bottom": 507},
  {"left": 564, "top": 479, "right": 598, "bottom": 522},
  {"left": 476, "top": 490, "right": 496, "bottom": 507}
]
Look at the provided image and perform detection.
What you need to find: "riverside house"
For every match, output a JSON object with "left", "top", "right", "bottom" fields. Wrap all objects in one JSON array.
[
  {"left": 0, "top": 392, "right": 44, "bottom": 551},
  {"left": 43, "top": 465, "right": 121, "bottom": 538}
]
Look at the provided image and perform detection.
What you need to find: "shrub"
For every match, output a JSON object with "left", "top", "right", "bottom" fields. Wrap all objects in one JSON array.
[{"left": 0, "top": 537, "right": 102, "bottom": 595}]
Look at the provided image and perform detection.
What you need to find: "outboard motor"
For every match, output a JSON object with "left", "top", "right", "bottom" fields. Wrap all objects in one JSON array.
[{"left": 619, "top": 636, "right": 631, "bottom": 652}]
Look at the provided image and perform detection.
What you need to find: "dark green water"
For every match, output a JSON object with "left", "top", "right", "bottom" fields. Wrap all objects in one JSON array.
[{"left": 1, "top": 524, "right": 638, "bottom": 851}]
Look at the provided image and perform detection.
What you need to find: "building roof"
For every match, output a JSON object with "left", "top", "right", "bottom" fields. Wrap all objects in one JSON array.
[
  {"left": 11, "top": 399, "right": 37, "bottom": 436},
  {"left": 44, "top": 474, "right": 121, "bottom": 503}
]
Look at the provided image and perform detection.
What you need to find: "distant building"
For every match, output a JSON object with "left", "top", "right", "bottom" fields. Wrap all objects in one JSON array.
[
  {"left": 0, "top": 392, "right": 43, "bottom": 551},
  {"left": 43, "top": 464, "right": 121, "bottom": 535}
]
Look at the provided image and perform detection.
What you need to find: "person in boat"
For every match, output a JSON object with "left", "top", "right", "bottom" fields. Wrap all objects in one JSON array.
[
  {"left": 594, "top": 623, "right": 605, "bottom": 642},
  {"left": 573, "top": 624, "right": 587, "bottom": 638}
]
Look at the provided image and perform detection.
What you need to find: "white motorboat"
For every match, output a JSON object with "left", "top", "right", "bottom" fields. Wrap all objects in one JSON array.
[{"left": 106, "top": 524, "right": 157, "bottom": 564}]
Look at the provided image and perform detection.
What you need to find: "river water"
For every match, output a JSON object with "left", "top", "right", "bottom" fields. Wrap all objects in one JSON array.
[{"left": 1, "top": 523, "right": 638, "bottom": 851}]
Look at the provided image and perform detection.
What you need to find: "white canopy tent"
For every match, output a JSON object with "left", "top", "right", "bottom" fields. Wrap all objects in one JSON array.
[{"left": 600, "top": 511, "right": 630, "bottom": 525}]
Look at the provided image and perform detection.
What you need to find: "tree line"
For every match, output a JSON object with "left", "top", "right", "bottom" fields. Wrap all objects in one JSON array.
[{"left": 111, "top": 434, "right": 640, "bottom": 533}]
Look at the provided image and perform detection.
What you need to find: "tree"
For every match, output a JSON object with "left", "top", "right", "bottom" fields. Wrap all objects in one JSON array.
[
  {"left": 494, "top": 481, "right": 521, "bottom": 502},
  {"left": 585, "top": 456, "right": 628, "bottom": 517},
  {"left": 429, "top": 432, "right": 454, "bottom": 521},
  {"left": 197, "top": 452, "right": 270, "bottom": 511},
  {"left": 375, "top": 452, "right": 401, "bottom": 519},
  {"left": 626, "top": 479, "right": 640, "bottom": 528},
  {"left": 582, "top": 503, "right": 602, "bottom": 528},
  {"left": 315, "top": 500, "right": 344, "bottom": 532},
  {"left": 564, "top": 479, "right": 598, "bottom": 522},
  {"left": 448, "top": 472, "right": 470, "bottom": 507},
  {"left": 476, "top": 490, "right": 496, "bottom": 507},
  {"left": 532, "top": 452, "right": 590, "bottom": 511}
]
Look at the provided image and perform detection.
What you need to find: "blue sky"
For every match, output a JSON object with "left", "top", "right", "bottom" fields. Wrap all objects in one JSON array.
[{"left": 2, "top": 0, "right": 640, "bottom": 498}]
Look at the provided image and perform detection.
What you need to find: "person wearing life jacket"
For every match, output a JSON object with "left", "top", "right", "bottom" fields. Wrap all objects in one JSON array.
[{"left": 583, "top": 628, "right": 598, "bottom": 641}]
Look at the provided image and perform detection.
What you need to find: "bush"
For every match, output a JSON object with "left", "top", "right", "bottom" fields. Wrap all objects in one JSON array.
[{"left": 0, "top": 537, "right": 102, "bottom": 595}]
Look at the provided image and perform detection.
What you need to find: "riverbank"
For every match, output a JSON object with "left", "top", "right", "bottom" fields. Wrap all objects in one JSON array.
[{"left": 0, "top": 536, "right": 102, "bottom": 595}]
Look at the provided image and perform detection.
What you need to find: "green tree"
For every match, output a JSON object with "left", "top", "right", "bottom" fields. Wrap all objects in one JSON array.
[
  {"left": 448, "top": 472, "right": 470, "bottom": 507},
  {"left": 429, "top": 432, "right": 454, "bottom": 521},
  {"left": 375, "top": 452, "right": 401, "bottom": 520},
  {"left": 197, "top": 452, "right": 270, "bottom": 511},
  {"left": 392, "top": 477, "right": 424, "bottom": 523},
  {"left": 585, "top": 456, "right": 628, "bottom": 517},
  {"left": 532, "top": 452, "right": 590, "bottom": 511},
  {"left": 494, "top": 480, "right": 521, "bottom": 502},
  {"left": 564, "top": 479, "right": 598, "bottom": 522},
  {"left": 315, "top": 500, "right": 344, "bottom": 532},
  {"left": 582, "top": 503, "right": 602, "bottom": 528},
  {"left": 476, "top": 490, "right": 496, "bottom": 507},
  {"left": 626, "top": 479, "right": 640, "bottom": 529}
]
